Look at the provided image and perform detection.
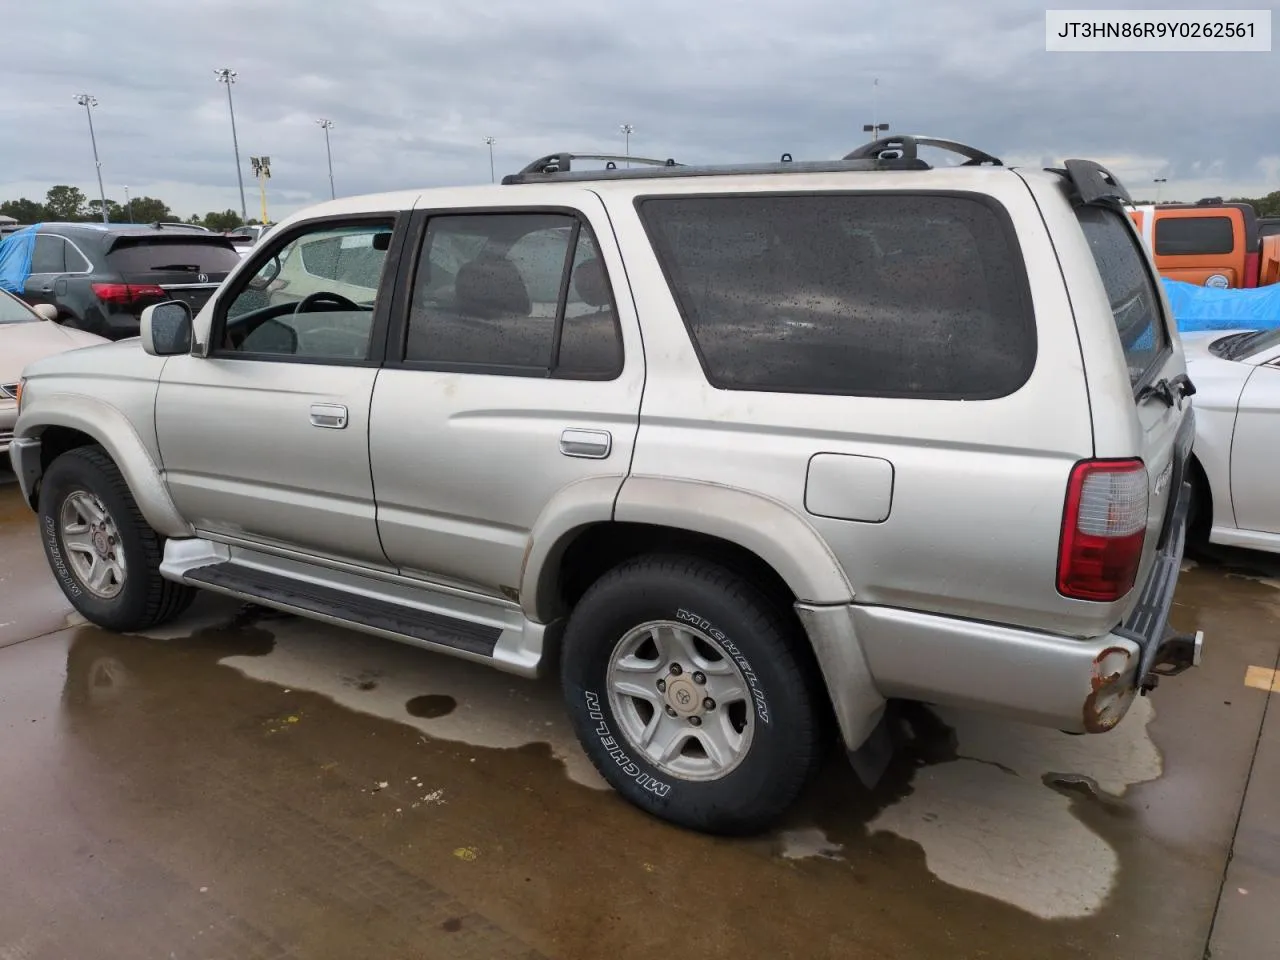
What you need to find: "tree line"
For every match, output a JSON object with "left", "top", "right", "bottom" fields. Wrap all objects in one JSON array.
[{"left": 0, "top": 185, "right": 260, "bottom": 232}]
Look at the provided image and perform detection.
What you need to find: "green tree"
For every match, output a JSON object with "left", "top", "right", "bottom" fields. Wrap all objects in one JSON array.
[
  {"left": 44, "top": 185, "right": 88, "bottom": 221},
  {"left": 203, "top": 209, "right": 245, "bottom": 231},
  {"left": 0, "top": 197, "right": 46, "bottom": 222},
  {"left": 127, "top": 196, "right": 174, "bottom": 224},
  {"left": 185, "top": 213, "right": 205, "bottom": 226},
  {"left": 86, "top": 199, "right": 128, "bottom": 222}
]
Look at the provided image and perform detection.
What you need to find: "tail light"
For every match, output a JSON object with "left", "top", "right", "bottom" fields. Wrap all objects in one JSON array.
[
  {"left": 1057, "top": 459, "right": 1148, "bottom": 602},
  {"left": 91, "top": 283, "right": 168, "bottom": 304}
]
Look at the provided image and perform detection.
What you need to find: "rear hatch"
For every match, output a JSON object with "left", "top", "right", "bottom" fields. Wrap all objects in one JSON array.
[{"left": 103, "top": 235, "right": 242, "bottom": 314}]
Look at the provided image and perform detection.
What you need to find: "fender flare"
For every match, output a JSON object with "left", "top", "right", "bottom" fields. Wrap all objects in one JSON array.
[
  {"left": 520, "top": 474, "right": 856, "bottom": 623},
  {"left": 16, "top": 394, "right": 194, "bottom": 539}
]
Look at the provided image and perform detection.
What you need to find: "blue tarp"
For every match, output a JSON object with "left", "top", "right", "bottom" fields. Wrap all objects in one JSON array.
[
  {"left": 1161, "top": 277, "right": 1280, "bottom": 332},
  {"left": 0, "top": 223, "right": 41, "bottom": 294}
]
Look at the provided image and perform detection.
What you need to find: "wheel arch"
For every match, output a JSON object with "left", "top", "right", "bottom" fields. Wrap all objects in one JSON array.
[{"left": 18, "top": 399, "right": 192, "bottom": 538}]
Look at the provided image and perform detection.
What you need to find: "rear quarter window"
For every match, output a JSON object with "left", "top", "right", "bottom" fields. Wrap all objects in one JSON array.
[
  {"left": 1075, "top": 206, "right": 1170, "bottom": 387},
  {"left": 636, "top": 192, "right": 1036, "bottom": 399},
  {"left": 1154, "top": 216, "right": 1235, "bottom": 256}
]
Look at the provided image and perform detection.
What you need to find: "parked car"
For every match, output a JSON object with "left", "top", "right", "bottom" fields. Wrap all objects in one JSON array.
[
  {"left": 1182, "top": 327, "right": 1280, "bottom": 554},
  {"left": 0, "top": 289, "right": 106, "bottom": 455},
  {"left": 8, "top": 137, "right": 1202, "bottom": 835},
  {"left": 3, "top": 223, "right": 242, "bottom": 340},
  {"left": 1128, "top": 200, "right": 1280, "bottom": 289}
]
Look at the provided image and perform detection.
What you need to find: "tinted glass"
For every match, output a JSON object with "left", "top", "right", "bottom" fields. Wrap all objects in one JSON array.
[
  {"left": 1076, "top": 206, "right": 1169, "bottom": 386},
  {"left": 406, "top": 214, "right": 572, "bottom": 369},
  {"left": 107, "top": 240, "right": 242, "bottom": 273},
  {"left": 63, "top": 243, "right": 91, "bottom": 272},
  {"left": 556, "top": 231, "right": 623, "bottom": 378},
  {"left": 30, "top": 235, "right": 65, "bottom": 274},
  {"left": 1258, "top": 220, "right": 1280, "bottom": 239},
  {"left": 638, "top": 194, "right": 1035, "bottom": 397},
  {"left": 1154, "top": 216, "right": 1235, "bottom": 256},
  {"left": 0, "top": 291, "right": 37, "bottom": 324}
]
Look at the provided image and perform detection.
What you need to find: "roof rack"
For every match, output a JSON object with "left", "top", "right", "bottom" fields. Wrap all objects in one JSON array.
[
  {"left": 500, "top": 135, "right": 1005, "bottom": 185},
  {"left": 843, "top": 135, "right": 1002, "bottom": 166}
]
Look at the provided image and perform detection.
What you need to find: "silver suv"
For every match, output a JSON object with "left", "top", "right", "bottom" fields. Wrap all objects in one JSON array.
[{"left": 8, "top": 137, "right": 1203, "bottom": 834}]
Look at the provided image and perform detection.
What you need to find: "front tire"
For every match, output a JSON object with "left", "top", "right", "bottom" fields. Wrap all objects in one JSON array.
[
  {"left": 38, "top": 446, "right": 196, "bottom": 632},
  {"left": 560, "top": 555, "right": 824, "bottom": 835}
]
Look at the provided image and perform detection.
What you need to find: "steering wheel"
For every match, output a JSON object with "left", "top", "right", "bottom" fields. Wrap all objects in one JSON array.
[{"left": 293, "top": 291, "right": 362, "bottom": 315}]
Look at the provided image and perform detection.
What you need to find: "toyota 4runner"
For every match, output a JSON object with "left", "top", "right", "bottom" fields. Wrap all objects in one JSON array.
[{"left": 8, "top": 136, "right": 1203, "bottom": 834}]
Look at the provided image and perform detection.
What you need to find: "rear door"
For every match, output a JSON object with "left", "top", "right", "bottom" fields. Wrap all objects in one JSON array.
[
  {"left": 1230, "top": 358, "right": 1280, "bottom": 535},
  {"left": 103, "top": 235, "right": 243, "bottom": 314},
  {"left": 1151, "top": 207, "right": 1248, "bottom": 287},
  {"left": 368, "top": 195, "right": 643, "bottom": 599},
  {"left": 23, "top": 234, "right": 69, "bottom": 310}
]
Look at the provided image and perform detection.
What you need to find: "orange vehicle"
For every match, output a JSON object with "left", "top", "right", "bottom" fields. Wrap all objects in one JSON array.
[{"left": 1129, "top": 200, "right": 1280, "bottom": 288}]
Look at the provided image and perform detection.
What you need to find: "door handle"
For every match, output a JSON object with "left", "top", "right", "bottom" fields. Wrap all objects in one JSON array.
[
  {"left": 560, "top": 428, "right": 612, "bottom": 459},
  {"left": 310, "top": 403, "right": 348, "bottom": 429},
  {"left": 40, "top": 286, "right": 53, "bottom": 293}
]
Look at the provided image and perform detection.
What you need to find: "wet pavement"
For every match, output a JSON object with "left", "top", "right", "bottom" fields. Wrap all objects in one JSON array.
[{"left": 1, "top": 469, "right": 1278, "bottom": 959}]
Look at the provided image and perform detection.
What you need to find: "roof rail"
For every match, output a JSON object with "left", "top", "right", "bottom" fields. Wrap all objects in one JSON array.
[
  {"left": 512, "top": 152, "right": 680, "bottom": 176},
  {"left": 1046, "top": 159, "right": 1133, "bottom": 205},
  {"left": 844, "top": 135, "right": 1002, "bottom": 167}
]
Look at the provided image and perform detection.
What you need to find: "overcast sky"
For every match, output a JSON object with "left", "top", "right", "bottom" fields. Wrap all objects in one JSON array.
[{"left": 1, "top": 1, "right": 1276, "bottom": 221}]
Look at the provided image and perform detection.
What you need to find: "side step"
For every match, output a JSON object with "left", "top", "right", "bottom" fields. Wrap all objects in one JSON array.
[
  {"left": 185, "top": 562, "right": 501, "bottom": 658},
  {"left": 160, "top": 539, "right": 556, "bottom": 677}
]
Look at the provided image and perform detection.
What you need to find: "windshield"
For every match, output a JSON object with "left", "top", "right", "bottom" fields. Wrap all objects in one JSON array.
[
  {"left": 1226, "top": 327, "right": 1280, "bottom": 359},
  {"left": 0, "top": 291, "right": 37, "bottom": 325}
]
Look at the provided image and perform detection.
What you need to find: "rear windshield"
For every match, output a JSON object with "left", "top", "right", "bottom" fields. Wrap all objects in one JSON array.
[
  {"left": 636, "top": 193, "right": 1036, "bottom": 398},
  {"left": 1076, "top": 206, "right": 1169, "bottom": 387},
  {"left": 1154, "top": 216, "right": 1235, "bottom": 256},
  {"left": 106, "top": 239, "right": 241, "bottom": 273}
]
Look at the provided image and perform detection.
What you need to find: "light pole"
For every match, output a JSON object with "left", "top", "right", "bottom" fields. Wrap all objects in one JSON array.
[
  {"left": 214, "top": 68, "right": 248, "bottom": 224},
  {"left": 484, "top": 136, "right": 496, "bottom": 183},
  {"left": 863, "top": 78, "right": 889, "bottom": 144},
  {"left": 316, "top": 119, "right": 336, "bottom": 199},
  {"left": 1154, "top": 177, "right": 1168, "bottom": 203},
  {"left": 74, "top": 94, "right": 109, "bottom": 224},
  {"left": 863, "top": 122, "right": 890, "bottom": 141},
  {"left": 619, "top": 123, "right": 634, "bottom": 167},
  {"left": 124, "top": 185, "right": 133, "bottom": 223},
  {"left": 250, "top": 156, "right": 271, "bottom": 224}
]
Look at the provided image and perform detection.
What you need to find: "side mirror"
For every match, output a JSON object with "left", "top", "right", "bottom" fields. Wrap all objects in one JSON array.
[
  {"left": 32, "top": 303, "right": 58, "bottom": 321},
  {"left": 140, "top": 301, "right": 193, "bottom": 356}
]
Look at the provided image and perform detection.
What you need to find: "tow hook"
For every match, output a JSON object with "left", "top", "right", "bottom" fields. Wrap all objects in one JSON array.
[{"left": 1140, "top": 629, "right": 1205, "bottom": 693}]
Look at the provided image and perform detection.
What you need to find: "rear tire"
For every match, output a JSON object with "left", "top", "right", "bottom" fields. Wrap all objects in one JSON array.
[
  {"left": 38, "top": 446, "right": 196, "bottom": 632},
  {"left": 560, "top": 554, "right": 824, "bottom": 835}
]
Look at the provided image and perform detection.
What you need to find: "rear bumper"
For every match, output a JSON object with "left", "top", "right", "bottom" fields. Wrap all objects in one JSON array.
[{"left": 804, "top": 479, "right": 1200, "bottom": 745}]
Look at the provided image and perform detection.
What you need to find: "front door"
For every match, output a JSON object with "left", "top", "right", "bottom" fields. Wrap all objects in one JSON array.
[
  {"left": 154, "top": 216, "right": 402, "bottom": 567},
  {"left": 368, "top": 200, "right": 644, "bottom": 597},
  {"left": 1231, "top": 362, "right": 1280, "bottom": 535}
]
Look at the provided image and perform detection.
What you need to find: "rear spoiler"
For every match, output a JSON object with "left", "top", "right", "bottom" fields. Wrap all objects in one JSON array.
[
  {"left": 106, "top": 233, "right": 238, "bottom": 253},
  {"left": 1046, "top": 160, "right": 1133, "bottom": 206}
]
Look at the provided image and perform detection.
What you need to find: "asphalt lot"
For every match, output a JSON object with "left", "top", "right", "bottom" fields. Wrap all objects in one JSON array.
[{"left": 1, "top": 467, "right": 1277, "bottom": 960}]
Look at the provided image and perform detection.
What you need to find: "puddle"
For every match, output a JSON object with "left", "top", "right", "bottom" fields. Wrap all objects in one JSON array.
[
  {"left": 864, "top": 697, "right": 1161, "bottom": 920},
  {"left": 407, "top": 694, "right": 457, "bottom": 719},
  {"left": 217, "top": 615, "right": 607, "bottom": 789},
  {"left": 778, "top": 827, "right": 844, "bottom": 861}
]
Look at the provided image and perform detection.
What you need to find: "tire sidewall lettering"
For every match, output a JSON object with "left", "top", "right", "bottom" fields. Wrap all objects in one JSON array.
[
  {"left": 675, "top": 607, "right": 770, "bottom": 724},
  {"left": 43, "top": 511, "right": 83, "bottom": 599},
  {"left": 584, "top": 690, "right": 672, "bottom": 798}
]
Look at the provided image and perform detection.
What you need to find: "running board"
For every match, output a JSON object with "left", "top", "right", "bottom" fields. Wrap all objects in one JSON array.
[{"left": 160, "top": 539, "right": 557, "bottom": 677}]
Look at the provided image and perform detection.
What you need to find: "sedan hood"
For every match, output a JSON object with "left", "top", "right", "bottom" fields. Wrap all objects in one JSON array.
[{"left": 0, "top": 322, "right": 108, "bottom": 384}]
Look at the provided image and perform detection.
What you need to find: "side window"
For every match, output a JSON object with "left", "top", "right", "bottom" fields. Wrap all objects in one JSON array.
[
  {"left": 1154, "top": 216, "right": 1235, "bottom": 256},
  {"left": 218, "top": 221, "right": 393, "bottom": 361},
  {"left": 404, "top": 213, "right": 623, "bottom": 378},
  {"left": 30, "top": 235, "right": 66, "bottom": 274},
  {"left": 1076, "top": 206, "right": 1170, "bottom": 387},
  {"left": 63, "top": 242, "right": 91, "bottom": 272},
  {"left": 637, "top": 193, "right": 1035, "bottom": 398}
]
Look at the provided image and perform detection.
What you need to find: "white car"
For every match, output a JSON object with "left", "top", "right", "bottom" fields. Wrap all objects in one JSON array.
[{"left": 1184, "top": 328, "right": 1280, "bottom": 553}]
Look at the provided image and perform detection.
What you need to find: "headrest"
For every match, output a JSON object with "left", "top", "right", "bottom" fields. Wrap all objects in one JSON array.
[
  {"left": 572, "top": 257, "right": 611, "bottom": 308},
  {"left": 455, "top": 256, "right": 530, "bottom": 318}
]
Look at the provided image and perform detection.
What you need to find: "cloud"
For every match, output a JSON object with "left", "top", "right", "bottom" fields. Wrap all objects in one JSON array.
[{"left": 2, "top": 0, "right": 1276, "bottom": 219}]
